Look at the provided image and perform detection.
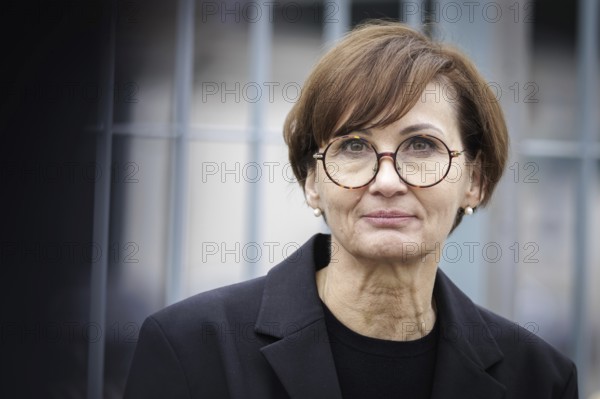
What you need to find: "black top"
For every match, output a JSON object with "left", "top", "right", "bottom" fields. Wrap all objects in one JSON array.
[{"left": 322, "top": 300, "right": 438, "bottom": 399}]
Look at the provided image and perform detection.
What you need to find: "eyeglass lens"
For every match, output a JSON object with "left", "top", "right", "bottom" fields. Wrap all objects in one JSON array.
[{"left": 323, "top": 135, "right": 453, "bottom": 188}]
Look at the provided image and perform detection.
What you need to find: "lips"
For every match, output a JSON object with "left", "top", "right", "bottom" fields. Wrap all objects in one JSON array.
[
  {"left": 363, "top": 210, "right": 414, "bottom": 218},
  {"left": 362, "top": 209, "right": 417, "bottom": 227}
]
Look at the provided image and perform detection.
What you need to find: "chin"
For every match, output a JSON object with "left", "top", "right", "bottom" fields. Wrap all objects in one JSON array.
[{"left": 350, "top": 230, "right": 431, "bottom": 263}]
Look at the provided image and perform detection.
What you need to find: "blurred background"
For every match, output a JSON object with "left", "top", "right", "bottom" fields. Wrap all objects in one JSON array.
[{"left": 1, "top": 0, "right": 598, "bottom": 397}]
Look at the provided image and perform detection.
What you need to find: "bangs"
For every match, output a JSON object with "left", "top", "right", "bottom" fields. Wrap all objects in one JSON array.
[{"left": 310, "top": 32, "right": 451, "bottom": 145}]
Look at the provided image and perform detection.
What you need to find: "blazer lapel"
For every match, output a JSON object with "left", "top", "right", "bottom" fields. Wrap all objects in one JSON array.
[
  {"left": 255, "top": 234, "right": 343, "bottom": 399},
  {"left": 260, "top": 319, "right": 342, "bottom": 399},
  {"left": 431, "top": 270, "right": 507, "bottom": 399}
]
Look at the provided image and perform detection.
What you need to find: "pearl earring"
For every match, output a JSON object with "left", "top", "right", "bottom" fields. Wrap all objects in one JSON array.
[
  {"left": 313, "top": 208, "right": 322, "bottom": 217},
  {"left": 464, "top": 206, "right": 474, "bottom": 215}
]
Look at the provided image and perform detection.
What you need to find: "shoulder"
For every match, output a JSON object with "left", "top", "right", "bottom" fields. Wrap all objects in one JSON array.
[
  {"left": 147, "top": 276, "right": 267, "bottom": 339},
  {"left": 475, "top": 304, "right": 568, "bottom": 361},
  {"left": 435, "top": 270, "right": 577, "bottom": 396},
  {"left": 436, "top": 269, "right": 575, "bottom": 377},
  {"left": 475, "top": 304, "right": 577, "bottom": 391},
  {"left": 139, "top": 232, "right": 326, "bottom": 342}
]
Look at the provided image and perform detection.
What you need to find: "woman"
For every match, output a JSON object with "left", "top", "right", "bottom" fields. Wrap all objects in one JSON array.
[{"left": 124, "top": 22, "right": 577, "bottom": 398}]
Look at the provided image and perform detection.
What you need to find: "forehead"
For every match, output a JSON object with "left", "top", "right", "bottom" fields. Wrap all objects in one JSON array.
[
  {"left": 399, "top": 82, "right": 459, "bottom": 132},
  {"left": 333, "top": 80, "right": 458, "bottom": 125},
  {"left": 337, "top": 82, "right": 461, "bottom": 144}
]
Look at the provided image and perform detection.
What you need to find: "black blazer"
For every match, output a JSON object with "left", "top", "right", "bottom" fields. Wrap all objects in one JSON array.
[{"left": 124, "top": 234, "right": 578, "bottom": 398}]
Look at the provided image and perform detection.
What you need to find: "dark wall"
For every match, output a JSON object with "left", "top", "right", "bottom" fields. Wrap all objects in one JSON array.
[{"left": 0, "top": 2, "right": 104, "bottom": 397}]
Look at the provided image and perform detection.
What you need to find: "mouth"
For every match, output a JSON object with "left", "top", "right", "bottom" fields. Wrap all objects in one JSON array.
[{"left": 362, "top": 210, "right": 416, "bottom": 227}]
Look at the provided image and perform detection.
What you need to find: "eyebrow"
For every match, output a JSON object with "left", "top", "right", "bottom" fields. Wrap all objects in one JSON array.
[
  {"left": 399, "top": 123, "right": 445, "bottom": 136},
  {"left": 357, "top": 123, "right": 445, "bottom": 137}
]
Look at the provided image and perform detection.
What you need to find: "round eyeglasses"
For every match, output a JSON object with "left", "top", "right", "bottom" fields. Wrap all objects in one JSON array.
[{"left": 313, "top": 134, "right": 464, "bottom": 189}]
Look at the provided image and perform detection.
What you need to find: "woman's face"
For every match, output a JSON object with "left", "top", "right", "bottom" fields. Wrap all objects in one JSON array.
[{"left": 305, "top": 82, "right": 483, "bottom": 263}]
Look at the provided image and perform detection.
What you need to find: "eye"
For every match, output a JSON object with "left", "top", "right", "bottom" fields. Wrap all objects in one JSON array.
[
  {"left": 402, "top": 136, "right": 440, "bottom": 154},
  {"left": 341, "top": 138, "right": 368, "bottom": 152},
  {"left": 409, "top": 137, "right": 435, "bottom": 151}
]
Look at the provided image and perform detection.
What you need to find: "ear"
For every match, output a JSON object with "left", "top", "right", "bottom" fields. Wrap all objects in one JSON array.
[
  {"left": 464, "top": 154, "right": 485, "bottom": 208},
  {"left": 304, "top": 168, "right": 321, "bottom": 209}
]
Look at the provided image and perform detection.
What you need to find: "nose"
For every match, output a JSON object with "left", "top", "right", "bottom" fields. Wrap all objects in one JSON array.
[{"left": 368, "top": 155, "right": 409, "bottom": 197}]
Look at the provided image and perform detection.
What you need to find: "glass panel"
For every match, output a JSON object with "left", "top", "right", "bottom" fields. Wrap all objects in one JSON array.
[
  {"left": 191, "top": 16, "right": 250, "bottom": 127},
  {"left": 514, "top": 157, "right": 576, "bottom": 353},
  {"left": 187, "top": 141, "right": 248, "bottom": 294},
  {"left": 261, "top": 143, "right": 323, "bottom": 277},
  {"left": 113, "top": 0, "right": 176, "bottom": 126},
  {"left": 528, "top": 1, "right": 577, "bottom": 140},
  {"left": 589, "top": 160, "right": 600, "bottom": 395},
  {"left": 269, "top": 5, "right": 323, "bottom": 133},
  {"left": 191, "top": 3, "right": 325, "bottom": 132},
  {"left": 106, "top": 134, "right": 172, "bottom": 394}
]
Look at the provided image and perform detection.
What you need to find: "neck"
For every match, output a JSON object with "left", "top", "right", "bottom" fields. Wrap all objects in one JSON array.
[{"left": 317, "top": 241, "right": 437, "bottom": 341}]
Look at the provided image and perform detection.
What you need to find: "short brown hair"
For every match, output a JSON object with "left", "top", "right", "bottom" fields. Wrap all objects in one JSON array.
[{"left": 283, "top": 21, "right": 509, "bottom": 216}]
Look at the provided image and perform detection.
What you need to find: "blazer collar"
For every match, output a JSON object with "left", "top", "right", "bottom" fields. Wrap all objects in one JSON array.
[
  {"left": 255, "top": 234, "right": 506, "bottom": 399},
  {"left": 255, "top": 234, "right": 342, "bottom": 399},
  {"left": 430, "top": 270, "right": 506, "bottom": 398},
  {"left": 255, "top": 234, "right": 329, "bottom": 339}
]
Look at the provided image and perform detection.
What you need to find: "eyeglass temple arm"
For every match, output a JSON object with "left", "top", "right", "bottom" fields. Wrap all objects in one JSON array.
[{"left": 313, "top": 153, "right": 324, "bottom": 160}]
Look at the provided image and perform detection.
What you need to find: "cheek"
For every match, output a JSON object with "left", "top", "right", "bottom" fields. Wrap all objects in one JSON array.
[
  {"left": 418, "top": 185, "right": 463, "bottom": 223},
  {"left": 319, "top": 184, "right": 362, "bottom": 219}
]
